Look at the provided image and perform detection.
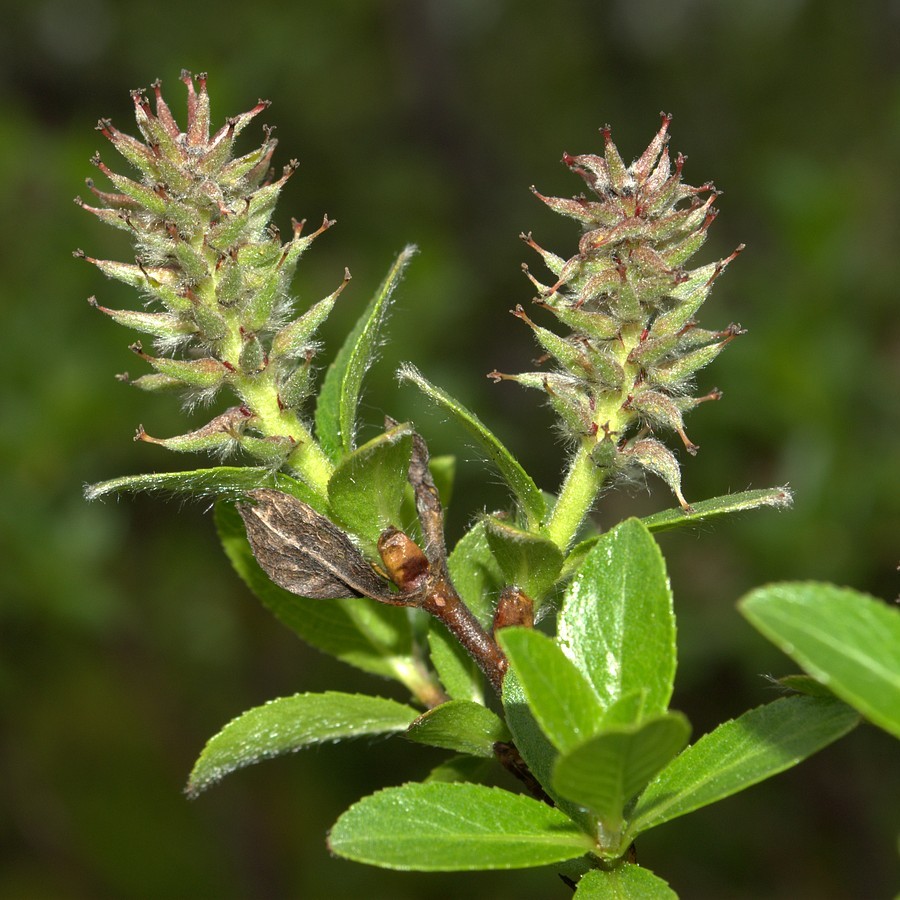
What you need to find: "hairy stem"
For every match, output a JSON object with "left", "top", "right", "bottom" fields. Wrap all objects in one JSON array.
[{"left": 546, "top": 441, "right": 607, "bottom": 550}]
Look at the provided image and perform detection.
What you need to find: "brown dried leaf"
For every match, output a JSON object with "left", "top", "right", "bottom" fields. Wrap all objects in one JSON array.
[{"left": 237, "top": 489, "right": 403, "bottom": 603}]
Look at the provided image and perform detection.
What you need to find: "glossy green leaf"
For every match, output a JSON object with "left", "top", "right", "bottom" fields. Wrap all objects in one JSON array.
[
  {"left": 574, "top": 865, "right": 677, "bottom": 899},
  {"left": 399, "top": 364, "right": 546, "bottom": 530},
  {"left": 627, "top": 695, "right": 859, "bottom": 838},
  {"left": 215, "top": 502, "right": 417, "bottom": 684},
  {"left": 601, "top": 692, "right": 651, "bottom": 729},
  {"left": 558, "top": 519, "right": 675, "bottom": 721},
  {"left": 405, "top": 699, "right": 509, "bottom": 758},
  {"left": 187, "top": 692, "right": 418, "bottom": 796},
  {"left": 328, "top": 783, "right": 595, "bottom": 870},
  {"left": 327, "top": 423, "right": 413, "bottom": 544},
  {"left": 85, "top": 465, "right": 325, "bottom": 509},
  {"left": 316, "top": 246, "right": 416, "bottom": 458},
  {"left": 483, "top": 516, "right": 564, "bottom": 604},
  {"left": 553, "top": 713, "right": 691, "bottom": 838},
  {"left": 447, "top": 521, "right": 504, "bottom": 629},
  {"left": 427, "top": 622, "right": 483, "bottom": 703},
  {"left": 639, "top": 486, "right": 792, "bottom": 533},
  {"left": 498, "top": 627, "right": 604, "bottom": 753},
  {"left": 740, "top": 582, "right": 900, "bottom": 740}
]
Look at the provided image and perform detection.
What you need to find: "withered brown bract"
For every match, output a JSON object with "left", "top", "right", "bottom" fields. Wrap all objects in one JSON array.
[{"left": 237, "top": 489, "right": 400, "bottom": 603}]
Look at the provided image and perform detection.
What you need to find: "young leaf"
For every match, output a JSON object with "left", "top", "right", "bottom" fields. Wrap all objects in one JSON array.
[
  {"left": 316, "top": 246, "right": 416, "bottom": 459},
  {"left": 501, "top": 668, "right": 561, "bottom": 794},
  {"left": 626, "top": 695, "right": 859, "bottom": 839},
  {"left": 425, "top": 755, "right": 494, "bottom": 784},
  {"left": 405, "top": 699, "right": 510, "bottom": 758},
  {"left": 498, "top": 627, "right": 604, "bottom": 753},
  {"left": 427, "top": 622, "right": 484, "bottom": 703},
  {"left": 565, "top": 487, "right": 794, "bottom": 569},
  {"left": 237, "top": 488, "right": 399, "bottom": 602},
  {"left": 187, "top": 692, "right": 418, "bottom": 796},
  {"left": 85, "top": 465, "right": 325, "bottom": 509},
  {"left": 559, "top": 535, "right": 600, "bottom": 584},
  {"left": 639, "top": 486, "right": 792, "bottom": 533},
  {"left": 447, "top": 521, "right": 504, "bottom": 629},
  {"left": 740, "top": 582, "right": 900, "bottom": 740},
  {"left": 552, "top": 713, "right": 691, "bottom": 842},
  {"left": 501, "top": 669, "right": 595, "bottom": 832},
  {"left": 483, "top": 516, "right": 564, "bottom": 605},
  {"left": 574, "top": 865, "right": 677, "bottom": 899},
  {"left": 777, "top": 674, "right": 837, "bottom": 699},
  {"left": 327, "top": 423, "right": 414, "bottom": 545},
  {"left": 215, "top": 502, "right": 416, "bottom": 683},
  {"left": 399, "top": 364, "right": 546, "bottom": 530},
  {"left": 558, "top": 519, "right": 675, "bottom": 721},
  {"left": 327, "top": 783, "right": 595, "bottom": 870}
]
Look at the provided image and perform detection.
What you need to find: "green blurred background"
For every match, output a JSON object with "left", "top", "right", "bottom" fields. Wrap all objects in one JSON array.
[{"left": 2, "top": 1, "right": 898, "bottom": 897}]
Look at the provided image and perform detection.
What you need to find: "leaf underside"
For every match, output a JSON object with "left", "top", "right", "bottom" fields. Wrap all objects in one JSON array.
[{"left": 740, "top": 582, "right": 900, "bottom": 740}]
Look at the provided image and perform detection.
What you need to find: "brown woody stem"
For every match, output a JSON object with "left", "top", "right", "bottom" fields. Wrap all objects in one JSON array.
[
  {"left": 420, "top": 576, "right": 508, "bottom": 696},
  {"left": 403, "top": 429, "right": 509, "bottom": 694},
  {"left": 400, "top": 427, "right": 555, "bottom": 801}
]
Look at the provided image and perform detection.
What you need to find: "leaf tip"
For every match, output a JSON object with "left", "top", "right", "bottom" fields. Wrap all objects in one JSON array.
[
  {"left": 83, "top": 479, "right": 119, "bottom": 501},
  {"left": 399, "top": 242, "right": 419, "bottom": 262},
  {"left": 396, "top": 361, "right": 422, "bottom": 385},
  {"left": 771, "top": 484, "right": 793, "bottom": 508}
]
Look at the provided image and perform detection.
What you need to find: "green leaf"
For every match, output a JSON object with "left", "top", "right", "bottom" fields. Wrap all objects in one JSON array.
[
  {"left": 328, "top": 783, "right": 595, "bottom": 870},
  {"left": 327, "top": 423, "right": 414, "bottom": 545},
  {"left": 500, "top": 669, "right": 597, "bottom": 834},
  {"left": 501, "top": 668, "right": 561, "bottom": 795},
  {"left": 215, "top": 502, "right": 417, "bottom": 683},
  {"left": 85, "top": 465, "right": 325, "bottom": 509},
  {"left": 559, "top": 535, "right": 601, "bottom": 584},
  {"left": 777, "top": 674, "right": 837, "bottom": 699},
  {"left": 498, "top": 627, "right": 604, "bottom": 753},
  {"left": 427, "top": 454, "right": 456, "bottom": 507},
  {"left": 187, "top": 692, "right": 418, "bottom": 796},
  {"left": 447, "top": 521, "right": 504, "bottom": 629},
  {"left": 405, "top": 699, "right": 510, "bottom": 758},
  {"left": 640, "top": 486, "right": 792, "bottom": 533},
  {"left": 558, "top": 519, "right": 675, "bottom": 721},
  {"left": 627, "top": 695, "right": 859, "bottom": 838},
  {"left": 553, "top": 713, "right": 691, "bottom": 840},
  {"left": 740, "top": 582, "right": 900, "bottom": 740},
  {"left": 399, "top": 364, "right": 546, "bottom": 530},
  {"left": 425, "top": 755, "right": 494, "bottom": 784},
  {"left": 483, "top": 516, "right": 564, "bottom": 605},
  {"left": 316, "top": 246, "right": 416, "bottom": 459},
  {"left": 427, "top": 622, "right": 483, "bottom": 703},
  {"left": 574, "top": 865, "right": 677, "bottom": 899}
]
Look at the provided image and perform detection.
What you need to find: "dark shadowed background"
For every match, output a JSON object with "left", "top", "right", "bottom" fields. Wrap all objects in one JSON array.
[{"left": 1, "top": 1, "right": 898, "bottom": 897}]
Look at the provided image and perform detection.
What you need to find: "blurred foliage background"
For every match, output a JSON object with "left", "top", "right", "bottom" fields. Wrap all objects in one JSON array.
[{"left": 1, "top": 1, "right": 898, "bottom": 897}]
